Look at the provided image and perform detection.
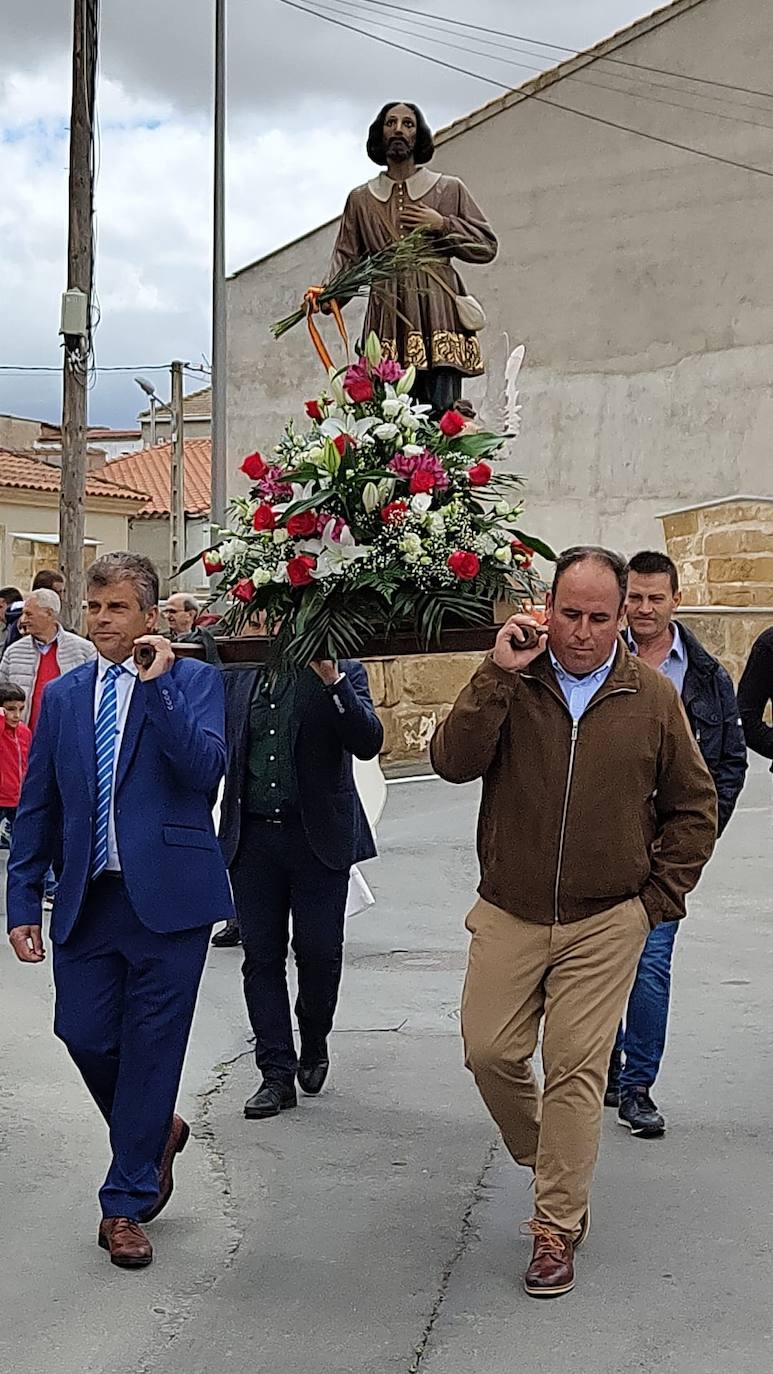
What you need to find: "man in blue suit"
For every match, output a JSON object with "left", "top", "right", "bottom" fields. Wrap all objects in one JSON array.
[
  {"left": 219, "top": 657, "right": 383, "bottom": 1119},
  {"left": 7, "top": 552, "right": 233, "bottom": 1270}
]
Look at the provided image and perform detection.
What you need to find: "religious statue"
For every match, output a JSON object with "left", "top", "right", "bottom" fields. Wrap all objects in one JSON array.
[{"left": 327, "top": 101, "right": 498, "bottom": 415}]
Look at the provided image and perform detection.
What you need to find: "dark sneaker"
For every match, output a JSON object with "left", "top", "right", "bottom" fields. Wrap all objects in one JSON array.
[{"left": 618, "top": 1088, "right": 666, "bottom": 1138}]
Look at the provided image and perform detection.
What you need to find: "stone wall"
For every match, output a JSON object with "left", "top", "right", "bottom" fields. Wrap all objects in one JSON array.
[
  {"left": 364, "top": 653, "right": 484, "bottom": 768},
  {"left": 661, "top": 498, "right": 773, "bottom": 608}
]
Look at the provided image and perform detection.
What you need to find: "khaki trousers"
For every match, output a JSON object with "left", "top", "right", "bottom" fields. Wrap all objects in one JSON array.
[{"left": 461, "top": 896, "right": 650, "bottom": 1234}]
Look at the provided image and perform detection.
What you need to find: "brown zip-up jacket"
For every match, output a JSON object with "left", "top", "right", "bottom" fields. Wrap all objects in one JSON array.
[{"left": 430, "top": 641, "right": 717, "bottom": 927}]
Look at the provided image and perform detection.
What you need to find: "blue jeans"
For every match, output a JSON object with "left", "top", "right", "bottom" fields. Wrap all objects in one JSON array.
[{"left": 614, "top": 920, "right": 679, "bottom": 1092}]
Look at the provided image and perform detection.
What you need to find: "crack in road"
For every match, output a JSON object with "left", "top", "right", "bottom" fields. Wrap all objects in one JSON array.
[
  {"left": 408, "top": 1138, "right": 500, "bottom": 1374},
  {"left": 133, "top": 1046, "right": 252, "bottom": 1374}
]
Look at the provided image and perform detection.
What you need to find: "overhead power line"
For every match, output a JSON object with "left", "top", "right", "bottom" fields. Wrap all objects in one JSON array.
[
  {"left": 324, "top": 0, "right": 773, "bottom": 132},
  {"left": 280, "top": 0, "right": 773, "bottom": 179},
  {"left": 355, "top": 0, "right": 773, "bottom": 104}
]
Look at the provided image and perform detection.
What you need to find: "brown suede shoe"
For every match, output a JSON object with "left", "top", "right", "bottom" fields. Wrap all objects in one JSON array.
[
  {"left": 140, "top": 1113, "right": 190, "bottom": 1223},
  {"left": 98, "top": 1217, "right": 153, "bottom": 1269},
  {"left": 523, "top": 1221, "right": 575, "bottom": 1298}
]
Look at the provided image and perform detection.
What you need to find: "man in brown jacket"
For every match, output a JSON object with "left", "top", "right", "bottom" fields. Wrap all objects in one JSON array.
[{"left": 431, "top": 546, "right": 717, "bottom": 1299}]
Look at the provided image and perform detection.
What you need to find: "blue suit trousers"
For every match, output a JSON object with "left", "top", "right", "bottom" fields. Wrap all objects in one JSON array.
[{"left": 52, "top": 875, "right": 210, "bottom": 1219}]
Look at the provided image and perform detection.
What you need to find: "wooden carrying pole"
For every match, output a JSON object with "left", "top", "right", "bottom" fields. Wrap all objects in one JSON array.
[{"left": 59, "top": 0, "right": 97, "bottom": 630}]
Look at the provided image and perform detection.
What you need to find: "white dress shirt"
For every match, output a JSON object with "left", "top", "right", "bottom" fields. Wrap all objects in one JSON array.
[{"left": 94, "top": 654, "right": 139, "bottom": 871}]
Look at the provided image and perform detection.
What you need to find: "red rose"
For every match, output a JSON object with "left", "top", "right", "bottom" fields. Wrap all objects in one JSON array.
[
  {"left": 333, "top": 433, "right": 353, "bottom": 457},
  {"left": 240, "top": 451, "right": 268, "bottom": 481},
  {"left": 511, "top": 538, "right": 534, "bottom": 569},
  {"left": 438, "top": 409, "right": 465, "bottom": 438},
  {"left": 343, "top": 365, "right": 375, "bottom": 404},
  {"left": 287, "top": 510, "right": 318, "bottom": 538},
  {"left": 380, "top": 500, "right": 409, "bottom": 525},
  {"left": 468, "top": 461, "right": 492, "bottom": 487},
  {"left": 409, "top": 469, "right": 437, "bottom": 495},
  {"left": 252, "top": 503, "right": 277, "bottom": 532},
  {"left": 447, "top": 550, "right": 481, "bottom": 581},
  {"left": 305, "top": 399, "right": 323, "bottom": 422},
  {"left": 231, "top": 578, "right": 255, "bottom": 603},
  {"left": 201, "top": 552, "right": 223, "bottom": 575},
  {"left": 286, "top": 554, "right": 317, "bottom": 586}
]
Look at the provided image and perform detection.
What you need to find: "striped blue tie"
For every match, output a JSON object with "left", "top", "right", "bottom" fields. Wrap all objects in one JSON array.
[{"left": 92, "top": 663, "right": 123, "bottom": 879}]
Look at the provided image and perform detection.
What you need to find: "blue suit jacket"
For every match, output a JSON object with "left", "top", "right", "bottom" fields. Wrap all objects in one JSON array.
[
  {"left": 6, "top": 657, "right": 234, "bottom": 941},
  {"left": 218, "top": 661, "right": 383, "bottom": 873}
]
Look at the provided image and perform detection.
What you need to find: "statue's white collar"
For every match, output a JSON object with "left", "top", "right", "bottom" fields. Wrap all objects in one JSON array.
[{"left": 367, "top": 168, "right": 441, "bottom": 203}]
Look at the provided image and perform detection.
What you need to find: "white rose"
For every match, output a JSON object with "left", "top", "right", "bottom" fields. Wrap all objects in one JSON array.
[
  {"left": 410, "top": 493, "right": 432, "bottom": 515},
  {"left": 495, "top": 501, "right": 511, "bottom": 517},
  {"left": 273, "top": 528, "right": 289, "bottom": 545},
  {"left": 403, "top": 444, "right": 423, "bottom": 458},
  {"left": 427, "top": 512, "right": 446, "bottom": 536},
  {"left": 252, "top": 567, "right": 272, "bottom": 587},
  {"left": 373, "top": 423, "right": 401, "bottom": 442},
  {"left": 494, "top": 545, "right": 513, "bottom": 565},
  {"left": 381, "top": 398, "right": 402, "bottom": 419}
]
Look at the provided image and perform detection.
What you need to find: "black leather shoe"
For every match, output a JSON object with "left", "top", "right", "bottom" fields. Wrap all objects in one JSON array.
[
  {"left": 604, "top": 1046, "right": 622, "bottom": 1107},
  {"left": 618, "top": 1088, "right": 666, "bottom": 1137},
  {"left": 211, "top": 921, "right": 241, "bottom": 948},
  {"left": 297, "top": 1058, "right": 330, "bottom": 1096},
  {"left": 244, "top": 1081, "right": 297, "bottom": 1119}
]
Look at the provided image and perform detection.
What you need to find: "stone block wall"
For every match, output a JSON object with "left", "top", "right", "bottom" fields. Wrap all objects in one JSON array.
[
  {"left": 661, "top": 498, "right": 773, "bottom": 607},
  {"left": 364, "top": 653, "right": 484, "bottom": 767}
]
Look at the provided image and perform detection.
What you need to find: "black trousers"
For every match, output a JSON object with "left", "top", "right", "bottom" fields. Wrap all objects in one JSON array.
[
  {"left": 230, "top": 816, "right": 350, "bottom": 1083},
  {"left": 413, "top": 367, "right": 463, "bottom": 416}
]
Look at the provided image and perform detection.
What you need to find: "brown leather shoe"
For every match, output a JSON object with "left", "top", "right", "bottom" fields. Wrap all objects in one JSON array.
[
  {"left": 140, "top": 1113, "right": 190, "bottom": 1223},
  {"left": 98, "top": 1217, "right": 153, "bottom": 1269},
  {"left": 523, "top": 1221, "right": 575, "bottom": 1298}
]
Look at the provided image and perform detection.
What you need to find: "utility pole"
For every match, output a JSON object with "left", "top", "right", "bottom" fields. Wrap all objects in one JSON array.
[
  {"left": 59, "top": 0, "right": 98, "bottom": 632},
  {"left": 169, "top": 361, "right": 186, "bottom": 584},
  {"left": 210, "top": 0, "right": 228, "bottom": 534}
]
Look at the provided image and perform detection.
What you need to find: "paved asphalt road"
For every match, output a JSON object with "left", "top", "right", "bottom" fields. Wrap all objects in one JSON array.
[{"left": 2, "top": 762, "right": 772, "bottom": 1374}]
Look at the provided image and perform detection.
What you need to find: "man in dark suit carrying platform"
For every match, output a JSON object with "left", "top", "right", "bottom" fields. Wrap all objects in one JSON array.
[
  {"left": 219, "top": 656, "right": 383, "bottom": 1120},
  {"left": 6, "top": 552, "right": 233, "bottom": 1270}
]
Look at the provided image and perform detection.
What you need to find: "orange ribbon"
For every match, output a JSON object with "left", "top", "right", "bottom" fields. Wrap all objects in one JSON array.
[{"left": 303, "top": 287, "right": 350, "bottom": 373}]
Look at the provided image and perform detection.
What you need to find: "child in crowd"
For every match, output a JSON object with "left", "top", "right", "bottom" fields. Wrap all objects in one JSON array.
[{"left": 0, "top": 683, "right": 31, "bottom": 848}]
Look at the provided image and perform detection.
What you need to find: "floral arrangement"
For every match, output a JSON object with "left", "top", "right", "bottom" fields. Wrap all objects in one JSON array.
[{"left": 199, "top": 334, "right": 553, "bottom": 669}]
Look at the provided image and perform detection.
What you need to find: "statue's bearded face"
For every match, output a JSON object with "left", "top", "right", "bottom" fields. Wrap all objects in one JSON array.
[{"left": 383, "top": 104, "right": 416, "bottom": 161}]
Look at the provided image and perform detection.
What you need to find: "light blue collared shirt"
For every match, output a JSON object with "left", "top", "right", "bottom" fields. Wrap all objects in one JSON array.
[
  {"left": 626, "top": 624, "right": 688, "bottom": 696},
  {"left": 549, "top": 643, "right": 618, "bottom": 722}
]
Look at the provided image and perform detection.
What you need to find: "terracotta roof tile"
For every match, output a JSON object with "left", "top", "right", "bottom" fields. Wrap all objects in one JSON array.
[
  {"left": 105, "top": 439, "right": 211, "bottom": 517},
  {"left": 0, "top": 448, "right": 148, "bottom": 503}
]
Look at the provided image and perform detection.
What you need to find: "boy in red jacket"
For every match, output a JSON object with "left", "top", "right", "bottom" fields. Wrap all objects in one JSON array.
[{"left": 0, "top": 683, "right": 31, "bottom": 847}]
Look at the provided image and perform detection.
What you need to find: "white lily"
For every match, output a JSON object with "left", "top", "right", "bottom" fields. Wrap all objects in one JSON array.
[
  {"left": 309, "top": 523, "right": 370, "bottom": 579},
  {"left": 319, "top": 415, "right": 380, "bottom": 442},
  {"left": 362, "top": 482, "right": 379, "bottom": 514}
]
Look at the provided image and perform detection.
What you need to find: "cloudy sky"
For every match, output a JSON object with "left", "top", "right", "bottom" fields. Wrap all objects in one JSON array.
[{"left": 0, "top": 0, "right": 652, "bottom": 426}]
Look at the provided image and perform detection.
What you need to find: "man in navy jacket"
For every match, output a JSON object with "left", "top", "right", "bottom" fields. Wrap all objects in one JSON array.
[
  {"left": 7, "top": 553, "right": 232, "bottom": 1270},
  {"left": 607, "top": 550, "right": 746, "bottom": 1137},
  {"left": 219, "top": 656, "right": 383, "bottom": 1119}
]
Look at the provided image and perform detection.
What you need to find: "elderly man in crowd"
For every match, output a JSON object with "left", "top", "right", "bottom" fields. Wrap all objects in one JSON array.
[
  {"left": 431, "top": 546, "right": 717, "bottom": 1299},
  {"left": 165, "top": 593, "right": 200, "bottom": 641},
  {"left": 0, "top": 588, "right": 95, "bottom": 730}
]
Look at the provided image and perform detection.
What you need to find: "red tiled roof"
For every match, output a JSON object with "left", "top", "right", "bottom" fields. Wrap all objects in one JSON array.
[
  {"left": 0, "top": 448, "right": 148, "bottom": 503},
  {"left": 105, "top": 439, "right": 211, "bottom": 517}
]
